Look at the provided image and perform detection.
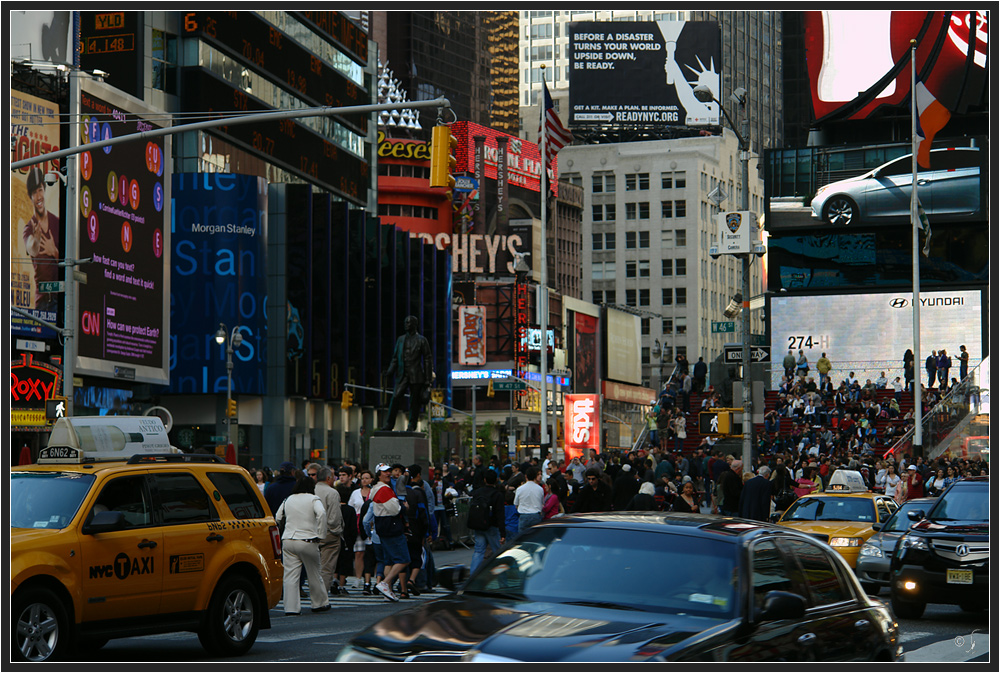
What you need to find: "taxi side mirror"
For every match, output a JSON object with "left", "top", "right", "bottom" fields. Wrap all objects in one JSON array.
[
  {"left": 871, "top": 522, "right": 883, "bottom": 532},
  {"left": 83, "top": 510, "right": 126, "bottom": 535},
  {"left": 906, "top": 510, "right": 925, "bottom": 522},
  {"left": 756, "top": 590, "right": 807, "bottom": 622}
]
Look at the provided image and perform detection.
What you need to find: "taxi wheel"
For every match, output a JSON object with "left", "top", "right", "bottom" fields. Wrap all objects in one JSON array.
[
  {"left": 13, "top": 587, "right": 70, "bottom": 662},
  {"left": 198, "top": 575, "right": 261, "bottom": 657}
]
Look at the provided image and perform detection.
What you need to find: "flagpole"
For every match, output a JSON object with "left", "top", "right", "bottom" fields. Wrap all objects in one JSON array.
[
  {"left": 910, "top": 39, "right": 923, "bottom": 457},
  {"left": 539, "top": 66, "right": 549, "bottom": 456}
]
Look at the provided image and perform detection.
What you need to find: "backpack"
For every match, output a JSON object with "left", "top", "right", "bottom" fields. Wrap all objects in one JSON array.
[
  {"left": 357, "top": 498, "right": 372, "bottom": 541},
  {"left": 341, "top": 502, "right": 357, "bottom": 545},
  {"left": 467, "top": 489, "right": 492, "bottom": 531}
]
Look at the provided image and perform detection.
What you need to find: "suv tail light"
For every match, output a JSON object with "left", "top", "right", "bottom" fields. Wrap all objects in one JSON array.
[{"left": 268, "top": 525, "right": 282, "bottom": 558}]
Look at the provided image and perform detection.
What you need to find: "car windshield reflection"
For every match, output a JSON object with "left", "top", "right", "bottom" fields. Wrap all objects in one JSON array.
[
  {"left": 461, "top": 525, "right": 738, "bottom": 619},
  {"left": 11, "top": 472, "right": 96, "bottom": 530}
]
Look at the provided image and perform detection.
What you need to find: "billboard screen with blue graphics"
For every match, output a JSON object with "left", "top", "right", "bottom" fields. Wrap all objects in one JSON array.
[{"left": 169, "top": 173, "right": 268, "bottom": 394}]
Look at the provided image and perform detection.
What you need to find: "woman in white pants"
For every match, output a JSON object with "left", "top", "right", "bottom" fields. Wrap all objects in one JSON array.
[{"left": 276, "top": 477, "right": 329, "bottom": 615}]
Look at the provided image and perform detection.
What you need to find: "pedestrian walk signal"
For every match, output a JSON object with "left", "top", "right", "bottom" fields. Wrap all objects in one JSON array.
[
  {"left": 45, "top": 397, "right": 68, "bottom": 420},
  {"left": 699, "top": 409, "right": 733, "bottom": 436}
]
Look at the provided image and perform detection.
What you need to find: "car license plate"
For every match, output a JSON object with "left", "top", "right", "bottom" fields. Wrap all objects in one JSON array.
[{"left": 946, "top": 569, "right": 973, "bottom": 585}]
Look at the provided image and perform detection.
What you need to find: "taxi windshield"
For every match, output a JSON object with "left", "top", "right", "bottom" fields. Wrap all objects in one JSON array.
[
  {"left": 783, "top": 497, "right": 875, "bottom": 523},
  {"left": 11, "top": 472, "right": 96, "bottom": 530}
]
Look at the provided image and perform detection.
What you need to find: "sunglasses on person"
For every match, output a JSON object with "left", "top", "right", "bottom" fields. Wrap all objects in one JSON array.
[{"left": 308, "top": 472, "right": 318, "bottom": 478}]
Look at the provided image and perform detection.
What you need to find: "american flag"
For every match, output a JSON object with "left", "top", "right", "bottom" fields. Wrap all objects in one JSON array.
[{"left": 538, "top": 82, "right": 573, "bottom": 168}]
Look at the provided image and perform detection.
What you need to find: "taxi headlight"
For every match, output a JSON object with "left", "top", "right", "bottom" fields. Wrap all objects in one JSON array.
[
  {"left": 899, "top": 534, "right": 929, "bottom": 551},
  {"left": 859, "top": 542, "right": 883, "bottom": 557},
  {"left": 830, "top": 537, "right": 863, "bottom": 547}
]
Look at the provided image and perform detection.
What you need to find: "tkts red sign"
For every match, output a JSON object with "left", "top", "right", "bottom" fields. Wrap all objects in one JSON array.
[
  {"left": 10, "top": 353, "right": 61, "bottom": 409},
  {"left": 564, "top": 394, "right": 600, "bottom": 461}
]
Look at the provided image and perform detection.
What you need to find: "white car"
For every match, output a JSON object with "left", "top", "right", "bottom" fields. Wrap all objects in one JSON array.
[{"left": 811, "top": 147, "right": 980, "bottom": 226}]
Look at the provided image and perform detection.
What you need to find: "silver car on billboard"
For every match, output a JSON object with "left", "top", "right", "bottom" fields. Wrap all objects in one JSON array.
[{"left": 811, "top": 147, "right": 980, "bottom": 226}]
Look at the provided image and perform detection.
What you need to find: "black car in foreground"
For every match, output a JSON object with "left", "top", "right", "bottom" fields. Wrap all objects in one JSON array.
[
  {"left": 338, "top": 513, "right": 901, "bottom": 662},
  {"left": 890, "top": 476, "right": 989, "bottom": 619}
]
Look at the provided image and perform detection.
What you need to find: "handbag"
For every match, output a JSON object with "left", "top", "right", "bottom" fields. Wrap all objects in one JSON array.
[{"left": 375, "top": 512, "right": 405, "bottom": 538}]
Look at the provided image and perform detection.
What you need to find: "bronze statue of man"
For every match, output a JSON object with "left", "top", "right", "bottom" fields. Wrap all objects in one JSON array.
[{"left": 381, "top": 315, "right": 433, "bottom": 432}]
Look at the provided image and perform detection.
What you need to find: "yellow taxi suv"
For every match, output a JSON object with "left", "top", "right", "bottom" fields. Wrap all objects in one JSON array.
[
  {"left": 776, "top": 470, "right": 899, "bottom": 571},
  {"left": 11, "top": 416, "right": 283, "bottom": 662}
]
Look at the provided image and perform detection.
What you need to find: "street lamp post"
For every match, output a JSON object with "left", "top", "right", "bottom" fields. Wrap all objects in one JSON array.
[
  {"left": 693, "top": 84, "right": 754, "bottom": 471},
  {"left": 215, "top": 323, "right": 243, "bottom": 463}
]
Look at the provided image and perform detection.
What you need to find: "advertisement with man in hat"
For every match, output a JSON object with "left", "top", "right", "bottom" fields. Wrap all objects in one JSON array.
[{"left": 12, "top": 89, "right": 62, "bottom": 335}]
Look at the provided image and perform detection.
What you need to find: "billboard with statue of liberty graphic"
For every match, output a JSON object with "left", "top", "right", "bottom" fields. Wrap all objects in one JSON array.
[{"left": 568, "top": 21, "right": 721, "bottom": 128}]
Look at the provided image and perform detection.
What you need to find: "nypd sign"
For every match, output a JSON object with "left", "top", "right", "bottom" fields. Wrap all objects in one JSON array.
[{"left": 715, "top": 210, "right": 761, "bottom": 255}]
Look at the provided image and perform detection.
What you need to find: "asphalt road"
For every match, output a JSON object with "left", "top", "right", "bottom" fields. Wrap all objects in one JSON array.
[{"left": 70, "top": 542, "right": 989, "bottom": 664}]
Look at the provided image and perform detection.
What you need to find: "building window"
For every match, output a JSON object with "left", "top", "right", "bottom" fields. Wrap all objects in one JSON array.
[
  {"left": 592, "top": 232, "right": 603, "bottom": 250},
  {"left": 676, "top": 318, "right": 687, "bottom": 335},
  {"left": 639, "top": 231, "right": 649, "bottom": 247},
  {"left": 638, "top": 260, "right": 650, "bottom": 277},
  {"left": 605, "top": 290, "right": 616, "bottom": 304},
  {"left": 151, "top": 29, "right": 177, "bottom": 95},
  {"left": 661, "top": 201, "right": 672, "bottom": 218},
  {"left": 592, "top": 172, "right": 616, "bottom": 193},
  {"left": 676, "top": 345, "right": 687, "bottom": 359},
  {"left": 676, "top": 288, "right": 687, "bottom": 306},
  {"left": 661, "top": 230, "right": 673, "bottom": 247},
  {"left": 675, "top": 200, "right": 687, "bottom": 218},
  {"left": 626, "top": 261, "right": 637, "bottom": 278},
  {"left": 605, "top": 232, "right": 616, "bottom": 249},
  {"left": 662, "top": 259, "right": 672, "bottom": 276},
  {"left": 675, "top": 258, "right": 687, "bottom": 276},
  {"left": 626, "top": 289, "right": 636, "bottom": 306},
  {"left": 676, "top": 229, "right": 687, "bottom": 246},
  {"left": 593, "top": 291, "right": 603, "bottom": 304},
  {"left": 662, "top": 318, "right": 673, "bottom": 334},
  {"left": 641, "top": 318, "right": 650, "bottom": 335},
  {"left": 639, "top": 288, "right": 649, "bottom": 306},
  {"left": 626, "top": 231, "right": 636, "bottom": 248},
  {"left": 627, "top": 202, "right": 650, "bottom": 220},
  {"left": 626, "top": 173, "right": 649, "bottom": 191},
  {"left": 662, "top": 288, "right": 672, "bottom": 306}
]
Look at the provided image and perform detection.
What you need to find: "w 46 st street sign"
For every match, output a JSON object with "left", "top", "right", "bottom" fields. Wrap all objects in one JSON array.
[{"left": 723, "top": 345, "right": 771, "bottom": 364}]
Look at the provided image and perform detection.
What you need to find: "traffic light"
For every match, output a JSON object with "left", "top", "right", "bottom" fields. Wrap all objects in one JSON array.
[
  {"left": 487, "top": 379, "right": 495, "bottom": 398},
  {"left": 429, "top": 124, "right": 457, "bottom": 189},
  {"left": 226, "top": 398, "right": 238, "bottom": 418},
  {"left": 341, "top": 389, "right": 354, "bottom": 409},
  {"left": 699, "top": 410, "right": 731, "bottom": 435}
]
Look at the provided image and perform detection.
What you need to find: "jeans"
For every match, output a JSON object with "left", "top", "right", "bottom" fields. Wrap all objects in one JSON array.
[
  {"left": 471, "top": 526, "right": 502, "bottom": 573},
  {"left": 517, "top": 511, "right": 543, "bottom": 536}
]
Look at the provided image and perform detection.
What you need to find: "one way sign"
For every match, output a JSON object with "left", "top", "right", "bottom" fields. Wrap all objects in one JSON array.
[{"left": 723, "top": 345, "right": 771, "bottom": 364}]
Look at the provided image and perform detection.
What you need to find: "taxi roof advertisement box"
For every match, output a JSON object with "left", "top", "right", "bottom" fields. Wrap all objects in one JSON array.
[{"left": 568, "top": 20, "right": 721, "bottom": 128}]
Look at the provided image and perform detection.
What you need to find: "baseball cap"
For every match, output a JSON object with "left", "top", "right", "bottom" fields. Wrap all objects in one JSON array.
[
  {"left": 622, "top": 464, "right": 631, "bottom": 472},
  {"left": 908, "top": 464, "right": 917, "bottom": 470},
  {"left": 279, "top": 461, "right": 295, "bottom": 472},
  {"left": 375, "top": 463, "right": 391, "bottom": 474}
]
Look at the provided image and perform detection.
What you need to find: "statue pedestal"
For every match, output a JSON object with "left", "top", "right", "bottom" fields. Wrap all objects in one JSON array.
[{"left": 370, "top": 432, "right": 429, "bottom": 471}]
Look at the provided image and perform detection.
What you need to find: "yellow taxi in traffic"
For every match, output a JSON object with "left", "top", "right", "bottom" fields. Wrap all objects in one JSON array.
[
  {"left": 776, "top": 470, "right": 899, "bottom": 569},
  {"left": 11, "top": 416, "right": 283, "bottom": 662}
]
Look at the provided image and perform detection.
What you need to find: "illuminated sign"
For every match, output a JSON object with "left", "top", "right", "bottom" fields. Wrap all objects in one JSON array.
[
  {"left": 75, "top": 81, "right": 170, "bottom": 385},
  {"left": 458, "top": 306, "right": 487, "bottom": 366},
  {"left": 377, "top": 131, "right": 430, "bottom": 161},
  {"left": 11, "top": 353, "right": 61, "bottom": 430},
  {"left": 410, "top": 232, "right": 528, "bottom": 275},
  {"left": 451, "top": 121, "right": 546, "bottom": 193},
  {"left": 515, "top": 280, "right": 530, "bottom": 391},
  {"left": 450, "top": 369, "right": 570, "bottom": 387},
  {"left": 565, "top": 393, "right": 601, "bottom": 460},
  {"left": 769, "top": 290, "right": 983, "bottom": 388}
]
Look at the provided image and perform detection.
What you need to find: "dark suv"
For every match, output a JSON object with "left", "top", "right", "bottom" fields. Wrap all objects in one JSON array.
[{"left": 889, "top": 476, "right": 989, "bottom": 618}]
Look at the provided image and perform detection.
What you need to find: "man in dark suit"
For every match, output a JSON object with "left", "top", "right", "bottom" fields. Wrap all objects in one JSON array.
[{"left": 738, "top": 465, "right": 773, "bottom": 521}]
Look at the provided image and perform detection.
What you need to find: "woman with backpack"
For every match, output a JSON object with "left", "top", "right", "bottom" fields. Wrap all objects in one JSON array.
[{"left": 348, "top": 470, "right": 376, "bottom": 595}]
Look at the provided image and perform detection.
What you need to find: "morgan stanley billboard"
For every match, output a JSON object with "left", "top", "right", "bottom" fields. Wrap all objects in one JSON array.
[{"left": 568, "top": 21, "right": 721, "bottom": 128}]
